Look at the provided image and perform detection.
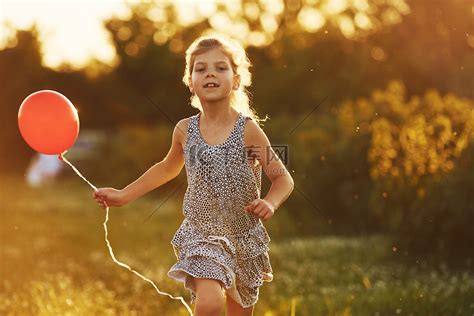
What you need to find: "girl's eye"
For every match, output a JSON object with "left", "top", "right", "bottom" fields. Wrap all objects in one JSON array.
[{"left": 194, "top": 67, "right": 226, "bottom": 72}]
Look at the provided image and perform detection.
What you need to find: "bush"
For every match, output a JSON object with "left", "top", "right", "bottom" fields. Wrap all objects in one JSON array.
[{"left": 287, "top": 80, "right": 474, "bottom": 257}]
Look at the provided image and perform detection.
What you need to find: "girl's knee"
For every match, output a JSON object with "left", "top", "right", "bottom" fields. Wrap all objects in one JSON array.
[
  {"left": 194, "top": 278, "right": 225, "bottom": 315},
  {"left": 195, "top": 295, "right": 224, "bottom": 315},
  {"left": 226, "top": 293, "right": 255, "bottom": 316}
]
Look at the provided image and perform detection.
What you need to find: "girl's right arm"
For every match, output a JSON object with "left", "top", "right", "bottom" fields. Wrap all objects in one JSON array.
[{"left": 93, "top": 119, "right": 188, "bottom": 209}]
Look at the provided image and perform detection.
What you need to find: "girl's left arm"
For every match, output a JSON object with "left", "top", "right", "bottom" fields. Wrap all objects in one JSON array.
[{"left": 243, "top": 119, "right": 295, "bottom": 221}]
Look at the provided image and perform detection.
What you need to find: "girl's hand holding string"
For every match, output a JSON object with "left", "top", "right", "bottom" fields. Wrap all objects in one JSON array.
[
  {"left": 93, "top": 188, "right": 127, "bottom": 209},
  {"left": 244, "top": 198, "right": 275, "bottom": 221}
]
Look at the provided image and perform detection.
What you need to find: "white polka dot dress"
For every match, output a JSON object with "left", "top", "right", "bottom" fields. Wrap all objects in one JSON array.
[{"left": 167, "top": 112, "right": 274, "bottom": 308}]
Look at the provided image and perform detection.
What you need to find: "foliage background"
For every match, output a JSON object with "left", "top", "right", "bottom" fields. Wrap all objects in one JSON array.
[{"left": 0, "top": 0, "right": 473, "bottom": 314}]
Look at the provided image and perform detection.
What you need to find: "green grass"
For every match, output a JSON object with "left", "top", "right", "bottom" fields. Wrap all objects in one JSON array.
[{"left": 1, "top": 175, "right": 473, "bottom": 315}]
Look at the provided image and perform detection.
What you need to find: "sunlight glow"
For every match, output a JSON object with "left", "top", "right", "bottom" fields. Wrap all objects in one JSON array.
[
  {"left": 248, "top": 30, "right": 267, "bottom": 46},
  {"left": 228, "top": 18, "right": 250, "bottom": 42},
  {"left": 260, "top": 12, "right": 279, "bottom": 34},
  {"left": 0, "top": 0, "right": 409, "bottom": 69},
  {"left": 323, "top": 0, "right": 348, "bottom": 15},
  {"left": 260, "top": 0, "right": 285, "bottom": 16},
  {"left": 0, "top": 0, "right": 130, "bottom": 69},
  {"left": 297, "top": 7, "right": 326, "bottom": 33},
  {"left": 354, "top": 12, "right": 372, "bottom": 30},
  {"left": 146, "top": 7, "right": 167, "bottom": 22},
  {"left": 198, "top": 1, "right": 218, "bottom": 18},
  {"left": 209, "top": 11, "right": 232, "bottom": 33},
  {"left": 175, "top": 1, "right": 203, "bottom": 26},
  {"left": 353, "top": 0, "right": 369, "bottom": 12},
  {"left": 338, "top": 14, "right": 355, "bottom": 38},
  {"left": 244, "top": 2, "right": 260, "bottom": 21},
  {"left": 382, "top": 7, "right": 403, "bottom": 25}
]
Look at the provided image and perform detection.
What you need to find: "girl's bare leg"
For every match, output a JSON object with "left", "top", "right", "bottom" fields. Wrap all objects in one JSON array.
[
  {"left": 225, "top": 293, "right": 254, "bottom": 316},
  {"left": 193, "top": 278, "right": 225, "bottom": 316}
]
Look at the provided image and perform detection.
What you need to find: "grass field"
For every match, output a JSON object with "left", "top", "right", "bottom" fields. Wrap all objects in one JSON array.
[{"left": 1, "top": 175, "right": 473, "bottom": 315}]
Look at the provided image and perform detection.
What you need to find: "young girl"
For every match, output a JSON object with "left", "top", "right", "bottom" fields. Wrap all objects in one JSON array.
[{"left": 93, "top": 34, "right": 294, "bottom": 316}]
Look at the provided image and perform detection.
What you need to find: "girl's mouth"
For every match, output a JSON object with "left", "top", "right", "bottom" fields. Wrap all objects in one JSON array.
[{"left": 203, "top": 83, "right": 220, "bottom": 88}]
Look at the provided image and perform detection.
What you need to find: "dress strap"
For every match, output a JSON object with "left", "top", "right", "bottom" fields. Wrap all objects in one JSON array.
[
  {"left": 237, "top": 113, "right": 251, "bottom": 141},
  {"left": 187, "top": 113, "right": 199, "bottom": 138}
]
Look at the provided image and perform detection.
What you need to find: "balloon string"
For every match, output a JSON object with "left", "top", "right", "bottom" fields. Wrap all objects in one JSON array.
[
  {"left": 59, "top": 153, "right": 98, "bottom": 191},
  {"left": 59, "top": 153, "right": 194, "bottom": 316}
]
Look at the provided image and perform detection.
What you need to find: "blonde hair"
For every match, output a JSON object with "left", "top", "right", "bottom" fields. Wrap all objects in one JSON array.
[{"left": 182, "top": 34, "right": 268, "bottom": 125}]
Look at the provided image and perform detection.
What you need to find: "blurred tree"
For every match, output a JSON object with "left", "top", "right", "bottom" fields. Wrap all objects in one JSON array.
[
  {"left": 0, "top": 28, "right": 48, "bottom": 173},
  {"left": 95, "top": 0, "right": 416, "bottom": 121}
]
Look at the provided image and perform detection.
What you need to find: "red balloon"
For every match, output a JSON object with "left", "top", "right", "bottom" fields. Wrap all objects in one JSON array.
[{"left": 18, "top": 90, "right": 79, "bottom": 155}]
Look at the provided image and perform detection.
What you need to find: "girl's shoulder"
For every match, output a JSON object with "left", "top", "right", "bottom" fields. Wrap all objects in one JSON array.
[
  {"left": 177, "top": 114, "right": 199, "bottom": 130},
  {"left": 173, "top": 117, "right": 193, "bottom": 146},
  {"left": 243, "top": 116, "right": 268, "bottom": 146}
]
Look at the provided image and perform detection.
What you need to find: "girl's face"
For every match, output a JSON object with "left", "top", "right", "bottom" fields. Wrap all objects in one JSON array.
[{"left": 189, "top": 48, "right": 240, "bottom": 103}]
